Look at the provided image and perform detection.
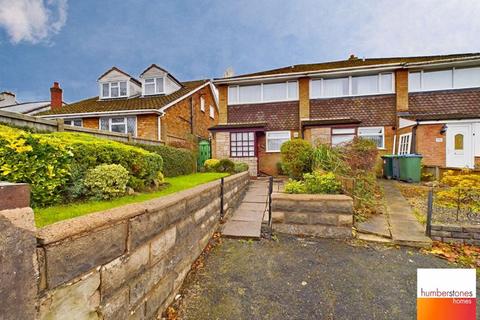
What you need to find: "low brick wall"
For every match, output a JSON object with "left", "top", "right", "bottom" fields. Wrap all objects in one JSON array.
[
  {"left": 34, "top": 172, "right": 249, "bottom": 320},
  {"left": 430, "top": 224, "right": 480, "bottom": 245},
  {"left": 271, "top": 193, "right": 353, "bottom": 238}
]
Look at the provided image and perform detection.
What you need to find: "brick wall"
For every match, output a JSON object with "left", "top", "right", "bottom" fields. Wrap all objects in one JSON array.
[
  {"left": 395, "top": 70, "right": 409, "bottom": 112},
  {"left": 430, "top": 224, "right": 480, "bottom": 245},
  {"left": 272, "top": 193, "right": 353, "bottom": 238},
  {"left": 228, "top": 101, "right": 299, "bottom": 130},
  {"left": 298, "top": 77, "right": 309, "bottom": 120},
  {"left": 415, "top": 124, "right": 446, "bottom": 167},
  {"left": 137, "top": 114, "right": 159, "bottom": 140},
  {"left": 257, "top": 134, "right": 281, "bottom": 176},
  {"left": 34, "top": 172, "right": 249, "bottom": 320},
  {"left": 161, "top": 85, "right": 217, "bottom": 149},
  {"left": 218, "top": 85, "right": 228, "bottom": 124}
]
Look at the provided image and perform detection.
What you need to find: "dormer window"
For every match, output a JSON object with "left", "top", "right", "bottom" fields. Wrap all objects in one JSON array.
[
  {"left": 144, "top": 77, "right": 164, "bottom": 95},
  {"left": 101, "top": 81, "right": 128, "bottom": 99}
]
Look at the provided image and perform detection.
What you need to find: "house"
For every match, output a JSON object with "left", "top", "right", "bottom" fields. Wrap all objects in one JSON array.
[
  {"left": 38, "top": 65, "right": 219, "bottom": 149},
  {"left": 210, "top": 53, "right": 480, "bottom": 176},
  {"left": 0, "top": 90, "right": 64, "bottom": 115}
]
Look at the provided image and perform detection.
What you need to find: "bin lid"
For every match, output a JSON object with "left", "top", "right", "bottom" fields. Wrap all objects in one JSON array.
[
  {"left": 399, "top": 154, "right": 423, "bottom": 158},
  {"left": 381, "top": 155, "right": 397, "bottom": 158}
]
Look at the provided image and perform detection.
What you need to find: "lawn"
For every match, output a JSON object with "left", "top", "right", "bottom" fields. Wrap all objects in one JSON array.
[{"left": 34, "top": 172, "right": 229, "bottom": 228}]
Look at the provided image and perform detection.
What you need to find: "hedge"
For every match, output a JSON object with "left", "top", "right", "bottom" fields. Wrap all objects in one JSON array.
[
  {"left": 137, "top": 144, "right": 196, "bottom": 177},
  {"left": 0, "top": 125, "right": 163, "bottom": 207}
]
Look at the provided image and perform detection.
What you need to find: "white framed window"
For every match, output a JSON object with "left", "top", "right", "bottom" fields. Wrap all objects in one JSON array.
[
  {"left": 227, "top": 81, "right": 298, "bottom": 104},
  {"left": 331, "top": 128, "right": 356, "bottom": 146},
  {"left": 100, "top": 81, "right": 128, "bottom": 98},
  {"left": 310, "top": 73, "right": 394, "bottom": 99},
  {"left": 64, "top": 119, "right": 82, "bottom": 127},
  {"left": 99, "top": 116, "right": 136, "bottom": 136},
  {"left": 200, "top": 97, "right": 205, "bottom": 112},
  {"left": 230, "top": 132, "right": 255, "bottom": 157},
  {"left": 408, "top": 66, "right": 480, "bottom": 92},
  {"left": 358, "top": 127, "right": 385, "bottom": 149},
  {"left": 398, "top": 133, "right": 412, "bottom": 155},
  {"left": 143, "top": 77, "right": 164, "bottom": 95},
  {"left": 266, "top": 131, "right": 291, "bottom": 152},
  {"left": 209, "top": 105, "right": 214, "bottom": 119}
]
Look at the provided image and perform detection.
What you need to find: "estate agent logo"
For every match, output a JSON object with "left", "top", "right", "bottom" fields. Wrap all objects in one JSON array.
[{"left": 417, "top": 269, "right": 476, "bottom": 320}]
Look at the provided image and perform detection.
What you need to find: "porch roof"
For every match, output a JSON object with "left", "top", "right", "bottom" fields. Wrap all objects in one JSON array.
[
  {"left": 301, "top": 118, "right": 361, "bottom": 127},
  {"left": 208, "top": 122, "right": 267, "bottom": 132}
]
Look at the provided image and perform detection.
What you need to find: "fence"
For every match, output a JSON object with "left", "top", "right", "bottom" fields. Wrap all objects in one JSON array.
[{"left": 0, "top": 109, "right": 163, "bottom": 146}]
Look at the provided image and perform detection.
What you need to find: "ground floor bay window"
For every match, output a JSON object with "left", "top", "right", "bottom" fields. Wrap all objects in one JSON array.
[{"left": 100, "top": 116, "right": 137, "bottom": 136}]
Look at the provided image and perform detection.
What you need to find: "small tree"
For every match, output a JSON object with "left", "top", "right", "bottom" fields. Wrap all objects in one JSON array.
[
  {"left": 280, "top": 139, "right": 313, "bottom": 179},
  {"left": 437, "top": 171, "right": 480, "bottom": 221}
]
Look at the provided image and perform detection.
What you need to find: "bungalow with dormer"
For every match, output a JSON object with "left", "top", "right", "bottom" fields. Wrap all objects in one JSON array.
[
  {"left": 39, "top": 65, "right": 218, "bottom": 149},
  {"left": 210, "top": 53, "right": 480, "bottom": 176}
]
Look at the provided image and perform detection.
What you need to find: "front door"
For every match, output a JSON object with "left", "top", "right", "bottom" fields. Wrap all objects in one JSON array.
[{"left": 446, "top": 124, "right": 474, "bottom": 168}]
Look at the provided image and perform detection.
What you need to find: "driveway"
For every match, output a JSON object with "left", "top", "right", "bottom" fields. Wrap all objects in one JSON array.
[{"left": 172, "top": 235, "right": 465, "bottom": 320}]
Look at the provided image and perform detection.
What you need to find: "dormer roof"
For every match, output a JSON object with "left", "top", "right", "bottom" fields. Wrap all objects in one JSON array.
[
  {"left": 139, "top": 64, "right": 182, "bottom": 87},
  {"left": 97, "top": 66, "right": 141, "bottom": 86}
]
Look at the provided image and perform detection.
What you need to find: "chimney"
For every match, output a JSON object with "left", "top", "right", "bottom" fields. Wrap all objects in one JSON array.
[
  {"left": 348, "top": 54, "right": 359, "bottom": 61},
  {"left": 50, "top": 82, "right": 63, "bottom": 110}
]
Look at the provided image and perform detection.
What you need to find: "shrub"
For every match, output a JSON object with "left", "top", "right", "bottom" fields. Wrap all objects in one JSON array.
[
  {"left": 216, "top": 159, "right": 235, "bottom": 173},
  {"left": 280, "top": 139, "right": 313, "bottom": 179},
  {"left": 342, "top": 137, "right": 378, "bottom": 173},
  {"left": 204, "top": 159, "right": 220, "bottom": 172},
  {"left": 312, "top": 143, "right": 346, "bottom": 174},
  {"left": 137, "top": 144, "right": 195, "bottom": 177},
  {"left": 276, "top": 162, "right": 285, "bottom": 175},
  {"left": 284, "top": 179, "right": 306, "bottom": 194},
  {"left": 234, "top": 162, "right": 249, "bottom": 173},
  {"left": 437, "top": 170, "right": 480, "bottom": 220},
  {"left": 303, "top": 171, "right": 341, "bottom": 194},
  {"left": 84, "top": 164, "right": 129, "bottom": 200},
  {"left": 0, "top": 125, "right": 72, "bottom": 207}
]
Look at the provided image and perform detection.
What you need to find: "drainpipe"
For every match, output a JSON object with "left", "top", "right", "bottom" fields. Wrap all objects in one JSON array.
[{"left": 190, "top": 96, "right": 194, "bottom": 134}]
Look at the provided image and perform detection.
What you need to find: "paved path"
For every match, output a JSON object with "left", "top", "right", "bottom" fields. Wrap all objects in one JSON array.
[
  {"left": 381, "top": 180, "right": 432, "bottom": 247},
  {"left": 222, "top": 179, "right": 268, "bottom": 239},
  {"left": 174, "top": 235, "right": 455, "bottom": 320}
]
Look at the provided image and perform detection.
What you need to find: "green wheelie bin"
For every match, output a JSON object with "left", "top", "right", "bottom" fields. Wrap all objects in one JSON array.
[
  {"left": 382, "top": 155, "right": 395, "bottom": 179},
  {"left": 398, "top": 154, "right": 423, "bottom": 183}
]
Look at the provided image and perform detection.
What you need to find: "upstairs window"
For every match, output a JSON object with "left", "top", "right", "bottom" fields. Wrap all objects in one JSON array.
[
  {"left": 228, "top": 81, "right": 298, "bottom": 104},
  {"left": 409, "top": 66, "right": 480, "bottom": 92},
  {"left": 200, "top": 97, "right": 205, "bottom": 112},
  {"left": 144, "top": 77, "right": 164, "bottom": 95},
  {"left": 358, "top": 127, "right": 385, "bottom": 149},
  {"left": 209, "top": 105, "right": 215, "bottom": 119},
  {"left": 310, "top": 73, "right": 394, "bottom": 98},
  {"left": 101, "top": 81, "right": 128, "bottom": 98}
]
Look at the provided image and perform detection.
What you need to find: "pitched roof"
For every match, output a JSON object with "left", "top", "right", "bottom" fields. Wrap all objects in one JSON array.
[
  {"left": 97, "top": 66, "right": 141, "bottom": 86},
  {"left": 38, "top": 80, "right": 209, "bottom": 116},
  {"left": 219, "top": 53, "right": 480, "bottom": 80}
]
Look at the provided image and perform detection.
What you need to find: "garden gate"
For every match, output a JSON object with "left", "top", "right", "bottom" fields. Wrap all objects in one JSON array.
[{"left": 198, "top": 139, "right": 211, "bottom": 167}]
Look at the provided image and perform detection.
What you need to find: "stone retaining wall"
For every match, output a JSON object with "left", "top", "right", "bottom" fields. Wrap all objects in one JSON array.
[
  {"left": 430, "top": 224, "right": 480, "bottom": 245},
  {"left": 35, "top": 172, "right": 249, "bottom": 320},
  {"left": 271, "top": 193, "right": 353, "bottom": 238}
]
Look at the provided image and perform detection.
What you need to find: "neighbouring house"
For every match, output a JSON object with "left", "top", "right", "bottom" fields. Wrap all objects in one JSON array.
[
  {"left": 38, "top": 65, "right": 219, "bottom": 149},
  {"left": 0, "top": 89, "right": 65, "bottom": 115},
  {"left": 210, "top": 53, "right": 480, "bottom": 176}
]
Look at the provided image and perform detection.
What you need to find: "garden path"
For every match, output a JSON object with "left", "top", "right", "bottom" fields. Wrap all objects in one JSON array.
[{"left": 222, "top": 179, "right": 269, "bottom": 239}]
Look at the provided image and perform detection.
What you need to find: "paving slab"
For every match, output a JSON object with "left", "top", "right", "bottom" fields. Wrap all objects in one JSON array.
[
  {"left": 356, "top": 214, "right": 390, "bottom": 238},
  {"left": 222, "top": 220, "right": 262, "bottom": 239},
  {"left": 231, "top": 208, "right": 265, "bottom": 222}
]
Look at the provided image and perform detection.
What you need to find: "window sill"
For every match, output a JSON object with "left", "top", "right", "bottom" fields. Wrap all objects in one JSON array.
[
  {"left": 227, "top": 99, "right": 299, "bottom": 106},
  {"left": 265, "top": 150, "right": 281, "bottom": 153}
]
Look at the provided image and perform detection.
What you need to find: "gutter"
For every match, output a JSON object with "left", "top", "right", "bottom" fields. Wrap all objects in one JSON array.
[{"left": 39, "top": 109, "right": 164, "bottom": 119}]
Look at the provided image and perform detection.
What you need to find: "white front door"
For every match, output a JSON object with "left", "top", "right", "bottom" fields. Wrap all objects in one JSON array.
[{"left": 446, "top": 124, "right": 474, "bottom": 168}]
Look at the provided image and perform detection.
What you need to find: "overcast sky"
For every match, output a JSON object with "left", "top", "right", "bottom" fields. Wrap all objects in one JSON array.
[{"left": 1, "top": 0, "right": 479, "bottom": 102}]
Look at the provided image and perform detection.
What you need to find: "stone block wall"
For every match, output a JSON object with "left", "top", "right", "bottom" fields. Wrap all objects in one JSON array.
[
  {"left": 430, "top": 224, "right": 480, "bottom": 245},
  {"left": 271, "top": 193, "right": 353, "bottom": 238},
  {"left": 34, "top": 172, "right": 249, "bottom": 320}
]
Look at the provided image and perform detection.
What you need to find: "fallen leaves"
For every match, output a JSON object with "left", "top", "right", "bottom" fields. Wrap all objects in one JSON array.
[
  {"left": 423, "top": 241, "right": 480, "bottom": 268},
  {"left": 166, "top": 306, "right": 178, "bottom": 320}
]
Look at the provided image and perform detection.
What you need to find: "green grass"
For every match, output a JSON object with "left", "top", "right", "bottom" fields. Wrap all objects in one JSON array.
[{"left": 34, "top": 172, "right": 229, "bottom": 228}]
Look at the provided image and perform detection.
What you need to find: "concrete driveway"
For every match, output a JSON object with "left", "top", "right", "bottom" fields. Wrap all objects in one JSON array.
[{"left": 172, "top": 235, "right": 466, "bottom": 320}]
